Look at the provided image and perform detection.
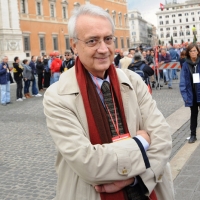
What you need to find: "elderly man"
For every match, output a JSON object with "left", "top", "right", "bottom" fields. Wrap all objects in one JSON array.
[
  {"left": 0, "top": 56, "right": 11, "bottom": 105},
  {"left": 43, "top": 4, "right": 174, "bottom": 200},
  {"left": 119, "top": 51, "right": 132, "bottom": 69}
]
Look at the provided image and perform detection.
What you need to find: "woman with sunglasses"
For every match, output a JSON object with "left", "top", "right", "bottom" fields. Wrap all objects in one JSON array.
[{"left": 180, "top": 43, "right": 200, "bottom": 143}]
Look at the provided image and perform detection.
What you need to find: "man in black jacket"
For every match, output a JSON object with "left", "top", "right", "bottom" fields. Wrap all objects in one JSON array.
[
  {"left": 13, "top": 57, "right": 24, "bottom": 101},
  {"left": 128, "top": 52, "right": 154, "bottom": 86},
  {"left": 60, "top": 51, "right": 75, "bottom": 73}
]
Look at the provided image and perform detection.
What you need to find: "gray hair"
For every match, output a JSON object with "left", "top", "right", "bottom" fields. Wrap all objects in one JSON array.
[
  {"left": 134, "top": 52, "right": 142, "bottom": 61},
  {"left": 1, "top": 55, "right": 8, "bottom": 61},
  {"left": 123, "top": 51, "right": 129, "bottom": 57},
  {"left": 68, "top": 4, "right": 115, "bottom": 41}
]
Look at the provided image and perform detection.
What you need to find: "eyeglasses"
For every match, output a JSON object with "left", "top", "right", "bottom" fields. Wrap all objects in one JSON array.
[
  {"left": 189, "top": 50, "right": 197, "bottom": 53},
  {"left": 74, "top": 36, "right": 116, "bottom": 48},
  {"left": 65, "top": 54, "right": 70, "bottom": 56}
]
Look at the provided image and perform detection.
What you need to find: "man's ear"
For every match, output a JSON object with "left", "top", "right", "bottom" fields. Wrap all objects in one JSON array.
[{"left": 70, "top": 39, "right": 78, "bottom": 54}]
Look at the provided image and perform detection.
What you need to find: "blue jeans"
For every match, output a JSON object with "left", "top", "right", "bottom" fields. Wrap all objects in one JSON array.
[
  {"left": 24, "top": 80, "right": 30, "bottom": 94},
  {"left": 31, "top": 76, "right": 38, "bottom": 95},
  {"left": 53, "top": 72, "right": 60, "bottom": 83},
  {"left": 0, "top": 81, "right": 10, "bottom": 104},
  {"left": 172, "top": 69, "right": 178, "bottom": 79},
  {"left": 50, "top": 76, "right": 54, "bottom": 85},
  {"left": 163, "top": 69, "right": 172, "bottom": 87}
]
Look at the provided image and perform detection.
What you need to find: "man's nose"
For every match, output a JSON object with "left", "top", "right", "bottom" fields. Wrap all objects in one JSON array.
[{"left": 97, "top": 40, "right": 109, "bottom": 53}]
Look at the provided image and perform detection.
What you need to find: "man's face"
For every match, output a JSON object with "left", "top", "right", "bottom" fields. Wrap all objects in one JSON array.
[
  {"left": 65, "top": 53, "right": 71, "bottom": 60},
  {"left": 32, "top": 56, "right": 36, "bottom": 62},
  {"left": 3, "top": 57, "right": 8, "bottom": 63},
  {"left": 161, "top": 49, "right": 166, "bottom": 55},
  {"left": 142, "top": 51, "right": 146, "bottom": 57},
  {"left": 130, "top": 50, "right": 135, "bottom": 56},
  {"left": 71, "top": 15, "right": 115, "bottom": 78}
]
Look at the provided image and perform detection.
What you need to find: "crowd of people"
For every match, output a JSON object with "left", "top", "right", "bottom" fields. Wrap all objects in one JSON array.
[{"left": 0, "top": 50, "right": 75, "bottom": 105}]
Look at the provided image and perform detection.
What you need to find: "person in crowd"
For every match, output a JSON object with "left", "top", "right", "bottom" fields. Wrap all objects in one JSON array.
[
  {"left": 36, "top": 56, "right": 44, "bottom": 91},
  {"left": 129, "top": 48, "right": 135, "bottom": 58},
  {"left": 168, "top": 44, "right": 180, "bottom": 80},
  {"left": 60, "top": 55, "right": 64, "bottom": 63},
  {"left": 50, "top": 52, "right": 62, "bottom": 83},
  {"left": 118, "top": 51, "right": 132, "bottom": 69},
  {"left": 48, "top": 52, "right": 56, "bottom": 85},
  {"left": 43, "top": 5, "right": 173, "bottom": 200},
  {"left": 43, "top": 55, "right": 50, "bottom": 89},
  {"left": 0, "top": 56, "right": 11, "bottom": 105},
  {"left": 60, "top": 50, "right": 75, "bottom": 73},
  {"left": 114, "top": 49, "right": 123, "bottom": 67},
  {"left": 180, "top": 43, "right": 200, "bottom": 143},
  {"left": 13, "top": 57, "right": 24, "bottom": 101},
  {"left": 159, "top": 48, "right": 172, "bottom": 89},
  {"left": 148, "top": 50, "right": 156, "bottom": 88},
  {"left": 179, "top": 50, "right": 186, "bottom": 68},
  {"left": 22, "top": 59, "right": 33, "bottom": 98},
  {"left": 128, "top": 52, "right": 154, "bottom": 85},
  {"left": 142, "top": 50, "right": 147, "bottom": 63},
  {"left": 29, "top": 56, "right": 42, "bottom": 97}
]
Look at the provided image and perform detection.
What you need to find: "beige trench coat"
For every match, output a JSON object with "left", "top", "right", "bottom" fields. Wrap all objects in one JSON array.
[{"left": 43, "top": 67, "right": 174, "bottom": 200}]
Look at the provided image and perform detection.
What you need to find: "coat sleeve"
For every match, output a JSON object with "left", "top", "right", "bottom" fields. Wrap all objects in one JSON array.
[
  {"left": 43, "top": 83, "right": 148, "bottom": 185},
  {"left": 0, "top": 64, "right": 6, "bottom": 75},
  {"left": 124, "top": 69, "right": 172, "bottom": 195},
  {"left": 179, "top": 63, "right": 188, "bottom": 103}
]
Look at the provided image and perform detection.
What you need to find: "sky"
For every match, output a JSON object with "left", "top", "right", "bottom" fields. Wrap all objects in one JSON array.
[{"left": 127, "top": 0, "right": 186, "bottom": 26}]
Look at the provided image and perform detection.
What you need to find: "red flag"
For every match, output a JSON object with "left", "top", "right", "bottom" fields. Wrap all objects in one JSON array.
[{"left": 160, "top": 3, "right": 164, "bottom": 11}]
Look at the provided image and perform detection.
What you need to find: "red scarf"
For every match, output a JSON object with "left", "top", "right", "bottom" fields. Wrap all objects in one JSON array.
[{"left": 75, "top": 57, "right": 157, "bottom": 200}]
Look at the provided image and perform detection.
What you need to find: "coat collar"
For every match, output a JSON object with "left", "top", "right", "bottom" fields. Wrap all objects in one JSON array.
[{"left": 57, "top": 67, "right": 133, "bottom": 95}]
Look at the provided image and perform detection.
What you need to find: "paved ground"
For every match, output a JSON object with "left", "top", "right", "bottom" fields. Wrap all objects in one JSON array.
[{"left": 0, "top": 78, "right": 199, "bottom": 199}]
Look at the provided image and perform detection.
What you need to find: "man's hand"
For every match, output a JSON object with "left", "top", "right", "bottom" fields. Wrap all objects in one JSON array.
[
  {"left": 159, "top": 61, "right": 164, "bottom": 65},
  {"left": 94, "top": 178, "right": 134, "bottom": 193},
  {"left": 3, "top": 65, "right": 7, "bottom": 69},
  {"left": 137, "top": 130, "right": 151, "bottom": 145}
]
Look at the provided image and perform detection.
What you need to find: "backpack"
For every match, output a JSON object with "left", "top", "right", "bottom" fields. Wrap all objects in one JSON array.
[{"left": 131, "top": 63, "right": 146, "bottom": 81}]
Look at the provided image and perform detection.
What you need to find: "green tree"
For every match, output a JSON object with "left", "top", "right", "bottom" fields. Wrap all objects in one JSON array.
[{"left": 170, "top": 36, "right": 173, "bottom": 46}]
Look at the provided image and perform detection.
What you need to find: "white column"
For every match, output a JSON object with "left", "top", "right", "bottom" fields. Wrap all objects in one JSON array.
[
  {"left": 8, "top": 0, "right": 20, "bottom": 30},
  {"left": 0, "top": 0, "right": 10, "bottom": 29}
]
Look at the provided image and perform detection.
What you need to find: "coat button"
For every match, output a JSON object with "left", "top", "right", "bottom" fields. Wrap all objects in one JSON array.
[
  {"left": 158, "top": 175, "right": 162, "bottom": 180},
  {"left": 122, "top": 169, "right": 127, "bottom": 174}
]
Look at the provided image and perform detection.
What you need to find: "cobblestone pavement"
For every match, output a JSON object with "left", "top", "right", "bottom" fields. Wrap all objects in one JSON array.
[
  {"left": 0, "top": 78, "right": 190, "bottom": 199},
  {"left": 174, "top": 146, "right": 200, "bottom": 200}
]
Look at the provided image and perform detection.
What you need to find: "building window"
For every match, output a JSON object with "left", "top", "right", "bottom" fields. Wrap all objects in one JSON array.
[
  {"left": 121, "top": 38, "right": 124, "bottom": 48},
  {"left": 185, "top": 13, "right": 189, "bottom": 16},
  {"left": 131, "top": 14, "right": 134, "bottom": 18},
  {"left": 188, "top": 39, "right": 190, "bottom": 42},
  {"left": 165, "top": 15, "right": 169, "bottom": 18},
  {"left": 23, "top": 36, "right": 30, "bottom": 51},
  {"left": 178, "top": 14, "right": 182, "bottom": 16},
  {"left": 118, "top": 13, "right": 122, "bottom": 27},
  {"left": 198, "top": 11, "right": 200, "bottom": 14},
  {"left": 127, "top": 38, "right": 130, "bottom": 48},
  {"left": 65, "top": 36, "right": 70, "bottom": 50},
  {"left": 186, "top": 31, "right": 190, "bottom": 35},
  {"left": 37, "top": 2, "right": 41, "bottom": 15},
  {"left": 173, "top": 20, "right": 175, "bottom": 23},
  {"left": 173, "top": 27, "right": 177, "bottom": 30},
  {"left": 180, "top": 31, "right": 184, "bottom": 36},
  {"left": 124, "top": 15, "right": 127, "bottom": 27},
  {"left": 173, "top": 32, "right": 177, "bottom": 37},
  {"left": 21, "top": 0, "right": 26, "bottom": 13},
  {"left": 193, "top": 18, "right": 195, "bottom": 21},
  {"left": 39, "top": 36, "right": 45, "bottom": 51},
  {"left": 166, "top": 27, "right": 170, "bottom": 30},
  {"left": 63, "top": 7, "right": 67, "bottom": 19},
  {"left": 53, "top": 36, "right": 58, "bottom": 51},
  {"left": 159, "top": 16, "right": 162, "bottom": 19},
  {"left": 191, "top": 12, "right": 194, "bottom": 15},
  {"left": 50, "top": 4, "right": 55, "bottom": 17},
  {"left": 74, "top": 2, "right": 80, "bottom": 9},
  {"left": 180, "top": 19, "right": 182, "bottom": 23},
  {"left": 160, "top": 33, "right": 164, "bottom": 38},
  {"left": 172, "top": 14, "right": 176, "bottom": 17},
  {"left": 166, "top": 20, "right": 169, "bottom": 24},
  {"left": 160, "top": 28, "right": 163, "bottom": 31},
  {"left": 166, "top": 33, "right": 170, "bottom": 38},
  {"left": 186, "top": 18, "right": 188, "bottom": 22},
  {"left": 175, "top": 40, "right": 177, "bottom": 43},
  {"left": 160, "top": 21, "right": 163, "bottom": 25},
  {"left": 115, "top": 37, "right": 118, "bottom": 48},
  {"left": 112, "top": 14, "right": 116, "bottom": 25}
]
